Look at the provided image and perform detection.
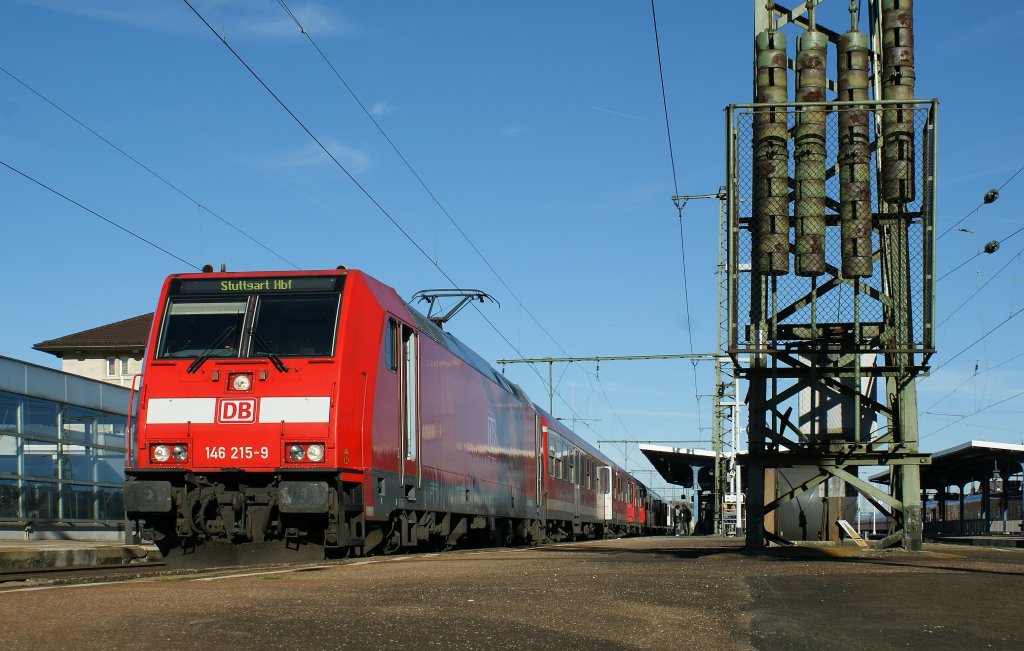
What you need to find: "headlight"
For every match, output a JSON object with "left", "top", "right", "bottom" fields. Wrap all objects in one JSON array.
[
  {"left": 306, "top": 444, "right": 325, "bottom": 462},
  {"left": 152, "top": 445, "right": 171, "bottom": 463},
  {"left": 287, "top": 444, "right": 305, "bottom": 462},
  {"left": 172, "top": 445, "right": 188, "bottom": 462},
  {"left": 231, "top": 374, "right": 252, "bottom": 391}
]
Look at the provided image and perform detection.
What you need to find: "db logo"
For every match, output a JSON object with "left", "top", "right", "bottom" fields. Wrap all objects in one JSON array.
[{"left": 217, "top": 398, "right": 257, "bottom": 423}]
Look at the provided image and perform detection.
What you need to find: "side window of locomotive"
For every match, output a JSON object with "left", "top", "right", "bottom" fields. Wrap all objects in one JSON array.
[
  {"left": 251, "top": 294, "right": 339, "bottom": 357},
  {"left": 158, "top": 298, "right": 246, "bottom": 358},
  {"left": 384, "top": 319, "right": 398, "bottom": 372}
]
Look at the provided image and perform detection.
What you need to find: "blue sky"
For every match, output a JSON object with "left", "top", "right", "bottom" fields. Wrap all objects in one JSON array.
[{"left": 2, "top": 1, "right": 1023, "bottom": 497}]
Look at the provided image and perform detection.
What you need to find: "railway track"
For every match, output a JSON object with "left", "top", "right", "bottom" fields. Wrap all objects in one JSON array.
[{"left": 0, "top": 558, "right": 346, "bottom": 591}]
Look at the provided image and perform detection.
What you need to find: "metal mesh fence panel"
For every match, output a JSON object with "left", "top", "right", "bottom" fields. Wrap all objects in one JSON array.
[{"left": 728, "top": 100, "right": 935, "bottom": 363}]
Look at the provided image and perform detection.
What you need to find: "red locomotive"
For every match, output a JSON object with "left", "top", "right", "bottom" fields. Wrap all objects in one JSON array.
[{"left": 125, "top": 268, "right": 668, "bottom": 562}]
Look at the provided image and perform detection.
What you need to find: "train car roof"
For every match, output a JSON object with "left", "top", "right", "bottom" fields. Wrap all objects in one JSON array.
[{"left": 401, "top": 300, "right": 530, "bottom": 404}]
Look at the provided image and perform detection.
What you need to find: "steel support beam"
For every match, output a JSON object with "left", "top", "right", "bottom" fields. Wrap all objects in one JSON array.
[{"left": 737, "top": 0, "right": 933, "bottom": 552}]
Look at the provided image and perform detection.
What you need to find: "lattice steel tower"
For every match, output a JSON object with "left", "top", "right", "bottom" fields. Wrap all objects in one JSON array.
[{"left": 727, "top": 0, "right": 935, "bottom": 550}]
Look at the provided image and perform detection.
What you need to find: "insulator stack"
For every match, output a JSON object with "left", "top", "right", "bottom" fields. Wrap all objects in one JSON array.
[
  {"left": 881, "top": 0, "right": 916, "bottom": 204},
  {"left": 837, "top": 28, "right": 873, "bottom": 278},
  {"left": 793, "top": 26, "right": 828, "bottom": 277},
  {"left": 753, "top": 28, "right": 790, "bottom": 276}
]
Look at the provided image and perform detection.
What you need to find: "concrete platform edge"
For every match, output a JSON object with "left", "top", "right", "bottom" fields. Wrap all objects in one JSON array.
[{"left": 0, "top": 542, "right": 161, "bottom": 572}]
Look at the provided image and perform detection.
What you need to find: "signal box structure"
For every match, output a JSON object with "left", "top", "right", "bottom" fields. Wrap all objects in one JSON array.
[{"left": 727, "top": 0, "right": 935, "bottom": 549}]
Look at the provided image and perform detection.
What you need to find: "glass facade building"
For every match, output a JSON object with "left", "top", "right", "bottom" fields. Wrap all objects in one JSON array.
[{"left": 0, "top": 356, "right": 129, "bottom": 530}]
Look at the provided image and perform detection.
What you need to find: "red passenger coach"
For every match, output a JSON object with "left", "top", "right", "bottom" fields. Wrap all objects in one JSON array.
[{"left": 125, "top": 268, "right": 666, "bottom": 563}]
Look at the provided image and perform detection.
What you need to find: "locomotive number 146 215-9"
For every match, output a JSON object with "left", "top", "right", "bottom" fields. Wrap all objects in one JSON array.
[{"left": 204, "top": 446, "right": 271, "bottom": 461}]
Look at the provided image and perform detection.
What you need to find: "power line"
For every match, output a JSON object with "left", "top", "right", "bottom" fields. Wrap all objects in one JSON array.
[
  {"left": 1, "top": 159, "right": 200, "bottom": 270},
  {"left": 273, "top": 0, "right": 570, "bottom": 359},
  {"left": 0, "top": 64, "right": 300, "bottom": 270},
  {"left": 937, "top": 222, "right": 1024, "bottom": 283},
  {"left": 650, "top": 0, "right": 681, "bottom": 204},
  {"left": 924, "top": 348, "right": 1024, "bottom": 413},
  {"left": 650, "top": 0, "right": 702, "bottom": 436},
  {"left": 931, "top": 303, "right": 1024, "bottom": 374},
  {"left": 923, "top": 385, "right": 1024, "bottom": 441},
  {"left": 936, "top": 163, "right": 1024, "bottom": 241},
  {"left": 937, "top": 245, "right": 1023, "bottom": 328}
]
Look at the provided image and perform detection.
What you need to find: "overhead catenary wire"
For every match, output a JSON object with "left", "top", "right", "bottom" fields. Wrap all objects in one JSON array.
[
  {"left": 0, "top": 64, "right": 300, "bottom": 270},
  {"left": 1, "top": 159, "right": 200, "bottom": 271},
  {"left": 273, "top": 0, "right": 570, "bottom": 360},
  {"left": 272, "top": 0, "right": 650, "bottom": 462},
  {"left": 182, "top": 0, "right": 616, "bottom": 451}
]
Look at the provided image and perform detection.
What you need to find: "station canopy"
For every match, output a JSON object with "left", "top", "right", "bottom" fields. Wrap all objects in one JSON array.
[
  {"left": 639, "top": 444, "right": 718, "bottom": 488},
  {"left": 869, "top": 440, "right": 1024, "bottom": 489}
]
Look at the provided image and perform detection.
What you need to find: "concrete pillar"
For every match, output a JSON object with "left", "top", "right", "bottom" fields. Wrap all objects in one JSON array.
[
  {"left": 999, "top": 468, "right": 1009, "bottom": 534},
  {"left": 982, "top": 476, "right": 991, "bottom": 535},
  {"left": 938, "top": 481, "right": 947, "bottom": 537},
  {"left": 691, "top": 464, "right": 703, "bottom": 535},
  {"left": 958, "top": 484, "right": 966, "bottom": 536},
  {"left": 745, "top": 462, "right": 765, "bottom": 550}
]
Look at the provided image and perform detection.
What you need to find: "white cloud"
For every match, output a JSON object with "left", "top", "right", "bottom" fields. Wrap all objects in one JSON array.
[
  {"left": 591, "top": 106, "right": 657, "bottom": 125},
  {"left": 241, "top": 140, "right": 369, "bottom": 175},
  {"left": 502, "top": 126, "right": 526, "bottom": 138},
  {"left": 368, "top": 101, "right": 393, "bottom": 117},
  {"left": 277, "top": 140, "right": 369, "bottom": 173}
]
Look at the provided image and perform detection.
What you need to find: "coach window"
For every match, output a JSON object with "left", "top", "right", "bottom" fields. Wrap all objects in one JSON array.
[
  {"left": 561, "top": 440, "right": 569, "bottom": 480},
  {"left": 562, "top": 442, "right": 570, "bottom": 481},
  {"left": 552, "top": 437, "right": 561, "bottom": 479},
  {"left": 548, "top": 442, "right": 556, "bottom": 477},
  {"left": 558, "top": 440, "right": 566, "bottom": 481}
]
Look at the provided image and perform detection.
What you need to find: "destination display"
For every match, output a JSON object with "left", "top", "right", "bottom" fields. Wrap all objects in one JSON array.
[{"left": 175, "top": 276, "right": 340, "bottom": 294}]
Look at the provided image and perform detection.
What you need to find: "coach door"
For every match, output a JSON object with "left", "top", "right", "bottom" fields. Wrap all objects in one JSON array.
[
  {"left": 395, "top": 320, "right": 420, "bottom": 494},
  {"left": 572, "top": 449, "right": 581, "bottom": 521},
  {"left": 598, "top": 466, "right": 612, "bottom": 522}
]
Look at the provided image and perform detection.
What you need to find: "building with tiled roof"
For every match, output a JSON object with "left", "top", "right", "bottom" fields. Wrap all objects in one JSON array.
[{"left": 34, "top": 314, "right": 153, "bottom": 387}]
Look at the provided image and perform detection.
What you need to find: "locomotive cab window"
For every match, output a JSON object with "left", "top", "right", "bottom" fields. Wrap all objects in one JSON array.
[
  {"left": 251, "top": 294, "right": 339, "bottom": 357},
  {"left": 158, "top": 275, "right": 343, "bottom": 360},
  {"left": 158, "top": 299, "right": 246, "bottom": 358}
]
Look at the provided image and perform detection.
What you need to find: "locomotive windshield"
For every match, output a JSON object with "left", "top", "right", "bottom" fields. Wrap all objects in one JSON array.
[{"left": 157, "top": 276, "right": 343, "bottom": 360}]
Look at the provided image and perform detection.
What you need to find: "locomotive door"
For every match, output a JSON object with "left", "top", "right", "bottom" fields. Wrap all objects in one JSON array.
[
  {"left": 396, "top": 320, "right": 420, "bottom": 493},
  {"left": 535, "top": 417, "right": 544, "bottom": 518},
  {"left": 540, "top": 424, "right": 550, "bottom": 522}
]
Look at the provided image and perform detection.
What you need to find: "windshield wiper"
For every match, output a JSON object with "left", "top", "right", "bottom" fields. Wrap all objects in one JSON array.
[
  {"left": 248, "top": 328, "right": 289, "bottom": 373},
  {"left": 186, "top": 325, "right": 237, "bottom": 374}
]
